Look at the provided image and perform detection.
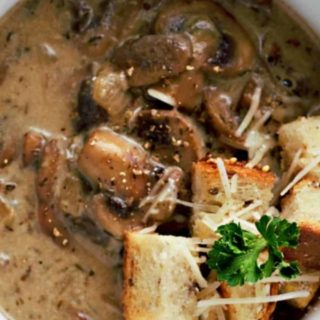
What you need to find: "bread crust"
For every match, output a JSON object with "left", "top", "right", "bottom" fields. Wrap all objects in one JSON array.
[
  {"left": 281, "top": 178, "right": 320, "bottom": 269},
  {"left": 192, "top": 158, "right": 276, "bottom": 238},
  {"left": 196, "top": 159, "right": 276, "bottom": 188},
  {"left": 123, "top": 232, "right": 199, "bottom": 320},
  {"left": 284, "top": 222, "right": 320, "bottom": 269},
  {"left": 220, "top": 283, "right": 278, "bottom": 320}
]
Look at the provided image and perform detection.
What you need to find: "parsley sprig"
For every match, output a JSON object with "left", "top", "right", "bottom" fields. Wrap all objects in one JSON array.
[{"left": 207, "top": 216, "right": 300, "bottom": 287}]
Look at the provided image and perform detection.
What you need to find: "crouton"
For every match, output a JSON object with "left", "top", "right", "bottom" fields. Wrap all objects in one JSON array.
[
  {"left": 280, "top": 280, "right": 320, "bottom": 309},
  {"left": 123, "top": 232, "right": 202, "bottom": 320},
  {"left": 192, "top": 158, "right": 277, "bottom": 320},
  {"left": 282, "top": 178, "right": 320, "bottom": 269},
  {"left": 192, "top": 159, "right": 276, "bottom": 238},
  {"left": 220, "top": 283, "right": 278, "bottom": 320},
  {"left": 278, "top": 116, "right": 320, "bottom": 176}
]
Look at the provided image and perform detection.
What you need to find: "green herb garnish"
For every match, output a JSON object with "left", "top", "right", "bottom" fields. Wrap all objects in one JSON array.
[{"left": 207, "top": 216, "right": 300, "bottom": 286}]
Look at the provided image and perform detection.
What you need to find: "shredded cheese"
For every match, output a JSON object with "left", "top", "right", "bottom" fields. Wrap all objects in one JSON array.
[
  {"left": 246, "top": 136, "right": 274, "bottom": 169},
  {"left": 281, "top": 154, "right": 320, "bottom": 196},
  {"left": 174, "top": 198, "right": 220, "bottom": 213},
  {"left": 196, "top": 290, "right": 309, "bottom": 316},
  {"left": 233, "top": 217, "right": 259, "bottom": 234},
  {"left": 216, "top": 158, "right": 231, "bottom": 199},
  {"left": 181, "top": 246, "right": 208, "bottom": 288},
  {"left": 202, "top": 200, "right": 262, "bottom": 234},
  {"left": 273, "top": 148, "right": 303, "bottom": 203},
  {"left": 0, "top": 307, "right": 14, "bottom": 320},
  {"left": 236, "top": 85, "right": 263, "bottom": 137},
  {"left": 137, "top": 225, "right": 158, "bottom": 234},
  {"left": 141, "top": 168, "right": 178, "bottom": 222},
  {"left": 252, "top": 110, "right": 272, "bottom": 131},
  {"left": 260, "top": 274, "right": 320, "bottom": 284},
  {"left": 230, "top": 174, "right": 238, "bottom": 195},
  {"left": 147, "top": 88, "right": 177, "bottom": 107}
]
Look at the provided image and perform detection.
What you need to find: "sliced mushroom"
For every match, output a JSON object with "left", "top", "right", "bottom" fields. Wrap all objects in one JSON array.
[
  {"left": 76, "top": 79, "right": 108, "bottom": 131},
  {"left": 23, "top": 130, "right": 46, "bottom": 167},
  {"left": 78, "top": 127, "right": 155, "bottom": 203},
  {"left": 92, "top": 64, "right": 131, "bottom": 117},
  {"left": 36, "top": 139, "right": 67, "bottom": 204},
  {"left": 149, "top": 70, "right": 204, "bottom": 112},
  {"left": 204, "top": 87, "right": 240, "bottom": 138},
  {"left": 141, "top": 166, "right": 183, "bottom": 223},
  {"left": 89, "top": 166, "right": 183, "bottom": 239},
  {"left": 154, "top": 0, "right": 256, "bottom": 76},
  {"left": 75, "top": 0, "right": 154, "bottom": 58},
  {"left": 134, "top": 109, "right": 205, "bottom": 168},
  {"left": 38, "top": 203, "right": 70, "bottom": 247},
  {"left": 204, "top": 75, "right": 250, "bottom": 140},
  {"left": 155, "top": 12, "right": 221, "bottom": 69},
  {"left": 58, "top": 174, "right": 86, "bottom": 219},
  {"left": 133, "top": 109, "right": 205, "bottom": 198},
  {"left": 89, "top": 194, "right": 142, "bottom": 240},
  {"left": 113, "top": 34, "right": 192, "bottom": 87}
]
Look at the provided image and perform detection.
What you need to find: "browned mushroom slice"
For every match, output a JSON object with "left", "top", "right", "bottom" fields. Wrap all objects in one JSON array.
[
  {"left": 74, "top": 1, "right": 153, "bottom": 58},
  {"left": 155, "top": 12, "right": 221, "bottom": 69},
  {"left": 148, "top": 70, "right": 204, "bottom": 112},
  {"left": 36, "top": 139, "right": 70, "bottom": 246},
  {"left": 92, "top": 63, "right": 131, "bottom": 118},
  {"left": 140, "top": 166, "right": 183, "bottom": 223},
  {"left": 89, "top": 166, "right": 183, "bottom": 239},
  {"left": 204, "top": 75, "right": 251, "bottom": 141},
  {"left": 113, "top": 34, "right": 192, "bottom": 87},
  {"left": 78, "top": 127, "right": 154, "bottom": 203},
  {"left": 133, "top": 109, "right": 205, "bottom": 198},
  {"left": 154, "top": 0, "right": 256, "bottom": 76},
  {"left": 135, "top": 109, "right": 205, "bottom": 169},
  {"left": 76, "top": 79, "right": 109, "bottom": 131},
  {"left": 22, "top": 130, "right": 46, "bottom": 167},
  {"left": 204, "top": 87, "right": 240, "bottom": 138},
  {"left": 58, "top": 174, "right": 87, "bottom": 219},
  {"left": 36, "top": 139, "right": 67, "bottom": 204},
  {"left": 90, "top": 194, "right": 142, "bottom": 240}
]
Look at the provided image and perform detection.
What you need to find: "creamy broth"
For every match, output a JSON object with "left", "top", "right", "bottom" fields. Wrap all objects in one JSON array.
[{"left": 0, "top": 0, "right": 319, "bottom": 319}]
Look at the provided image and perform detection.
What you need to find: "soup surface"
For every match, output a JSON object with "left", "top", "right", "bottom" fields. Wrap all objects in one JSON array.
[{"left": 0, "top": 0, "right": 319, "bottom": 319}]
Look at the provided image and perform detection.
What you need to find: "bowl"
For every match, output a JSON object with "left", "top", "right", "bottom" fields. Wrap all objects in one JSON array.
[{"left": 0, "top": 1, "right": 319, "bottom": 319}]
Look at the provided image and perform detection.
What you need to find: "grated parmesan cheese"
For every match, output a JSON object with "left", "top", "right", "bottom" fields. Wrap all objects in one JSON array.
[
  {"left": 137, "top": 225, "right": 158, "bottom": 235},
  {"left": 260, "top": 274, "right": 320, "bottom": 284},
  {"left": 230, "top": 174, "right": 238, "bottom": 195},
  {"left": 236, "top": 85, "right": 263, "bottom": 137},
  {"left": 216, "top": 158, "right": 231, "bottom": 199},
  {"left": 280, "top": 154, "right": 320, "bottom": 196},
  {"left": 272, "top": 148, "right": 303, "bottom": 203},
  {"left": 196, "top": 291, "right": 309, "bottom": 316},
  {"left": 147, "top": 88, "right": 177, "bottom": 107},
  {"left": 181, "top": 245, "right": 208, "bottom": 288}
]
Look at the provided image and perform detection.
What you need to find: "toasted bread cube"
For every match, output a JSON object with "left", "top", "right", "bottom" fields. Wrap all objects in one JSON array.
[
  {"left": 282, "top": 178, "right": 320, "bottom": 269},
  {"left": 280, "top": 280, "right": 320, "bottom": 309},
  {"left": 192, "top": 159, "right": 277, "bottom": 320},
  {"left": 123, "top": 233, "right": 200, "bottom": 320},
  {"left": 278, "top": 116, "right": 320, "bottom": 176},
  {"left": 220, "top": 283, "right": 278, "bottom": 320},
  {"left": 192, "top": 159, "right": 276, "bottom": 238}
]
